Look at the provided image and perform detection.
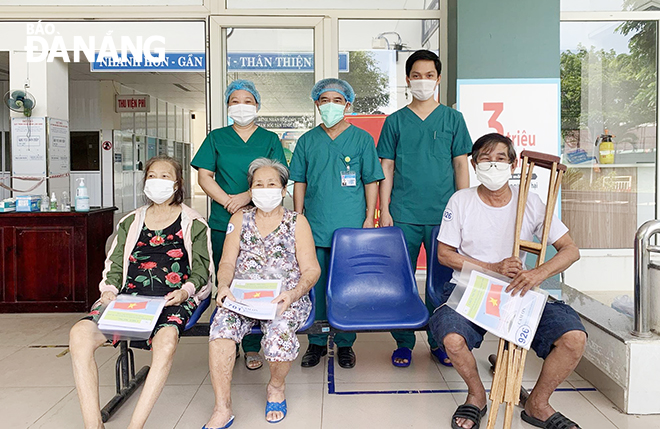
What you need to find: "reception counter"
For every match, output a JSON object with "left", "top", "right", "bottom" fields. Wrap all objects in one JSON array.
[{"left": 0, "top": 207, "right": 116, "bottom": 312}]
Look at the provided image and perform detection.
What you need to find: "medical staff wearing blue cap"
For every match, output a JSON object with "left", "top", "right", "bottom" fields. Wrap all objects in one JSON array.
[
  {"left": 191, "top": 79, "right": 287, "bottom": 371},
  {"left": 289, "top": 78, "right": 385, "bottom": 370}
]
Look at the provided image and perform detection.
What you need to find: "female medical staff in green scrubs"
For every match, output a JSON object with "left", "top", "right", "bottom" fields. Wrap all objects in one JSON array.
[
  {"left": 191, "top": 79, "right": 287, "bottom": 370},
  {"left": 378, "top": 50, "right": 472, "bottom": 367},
  {"left": 290, "top": 78, "right": 384, "bottom": 370}
]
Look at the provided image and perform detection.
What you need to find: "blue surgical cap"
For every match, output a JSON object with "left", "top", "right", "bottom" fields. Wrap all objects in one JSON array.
[
  {"left": 225, "top": 79, "right": 261, "bottom": 109},
  {"left": 311, "top": 78, "right": 355, "bottom": 104}
]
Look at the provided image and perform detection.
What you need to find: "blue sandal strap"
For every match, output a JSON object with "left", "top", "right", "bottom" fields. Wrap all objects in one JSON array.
[
  {"left": 265, "top": 400, "right": 287, "bottom": 423},
  {"left": 391, "top": 347, "right": 412, "bottom": 367}
]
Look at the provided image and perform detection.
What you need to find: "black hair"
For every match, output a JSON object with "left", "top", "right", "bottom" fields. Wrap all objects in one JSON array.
[
  {"left": 405, "top": 50, "right": 442, "bottom": 77},
  {"left": 143, "top": 155, "right": 185, "bottom": 206},
  {"left": 471, "top": 133, "right": 517, "bottom": 164}
]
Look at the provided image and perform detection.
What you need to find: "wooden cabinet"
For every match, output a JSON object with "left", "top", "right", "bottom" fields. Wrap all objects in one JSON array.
[{"left": 0, "top": 208, "right": 116, "bottom": 312}]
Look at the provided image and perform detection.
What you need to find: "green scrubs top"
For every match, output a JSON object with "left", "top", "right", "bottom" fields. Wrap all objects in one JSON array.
[
  {"left": 191, "top": 126, "right": 287, "bottom": 231},
  {"left": 377, "top": 104, "right": 472, "bottom": 225},
  {"left": 289, "top": 124, "right": 384, "bottom": 247}
]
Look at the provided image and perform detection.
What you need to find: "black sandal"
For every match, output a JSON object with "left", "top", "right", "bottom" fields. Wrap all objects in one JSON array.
[
  {"left": 521, "top": 411, "right": 581, "bottom": 429},
  {"left": 451, "top": 404, "right": 487, "bottom": 429}
]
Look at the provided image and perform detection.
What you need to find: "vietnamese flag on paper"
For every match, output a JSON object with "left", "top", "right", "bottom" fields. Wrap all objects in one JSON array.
[
  {"left": 114, "top": 301, "right": 148, "bottom": 310},
  {"left": 243, "top": 291, "right": 274, "bottom": 300},
  {"left": 485, "top": 284, "right": 503, "bottom": 317}
]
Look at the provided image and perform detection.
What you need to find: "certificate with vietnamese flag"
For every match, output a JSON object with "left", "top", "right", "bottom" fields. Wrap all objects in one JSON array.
[
  {"left": 452, "top": 270, "right": 547, "bottom": 350},
  {"left": 223, "top": 279, "right": 282, "bottom": 320},
  {"left": 97, "top": 295, "right": 167, "bottom": 340}
]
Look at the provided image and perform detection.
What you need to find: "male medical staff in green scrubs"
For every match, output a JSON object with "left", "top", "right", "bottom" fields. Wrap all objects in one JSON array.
[
  {"left": 290, "top": 78, "right": 384, "bottom": 369},
  {"left": 191, "top": 79, "right": 287, "bottom": 371},
  {"left": 378, "top": 50, "right": 472, "bottom": 367}
]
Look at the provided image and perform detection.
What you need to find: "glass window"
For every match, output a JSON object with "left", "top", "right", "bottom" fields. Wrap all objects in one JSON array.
[
  {"left": 147, "top": 105, "right": 157, "bottom": 137},
  {"left": 135, "top": 111, "right": 147, "bottom": 136},
  {"left": 176, "top": 108, "right": 184, "bottom": 142},
  {"left": 226, "top": 27, "right": 316, "bottom": 157},
  {"left": 561, "top": 0, "right": 660, "bottom": 12},
  {"left": 227, "top": 0, "right": 438, "bottom": 10},
  {"left": 339, "top": 19, "right": 440, "bottom": 115},
  {"left": 158, "top": 99, "right": 167, "bottom": 139},
  {"left": 560, "top": 20, "right": 657, "bottom": 306},
  {"left": 168, "top": 103, "right": 176, "bottom": 140}
]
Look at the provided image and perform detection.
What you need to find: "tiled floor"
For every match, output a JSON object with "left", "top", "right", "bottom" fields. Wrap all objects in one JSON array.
[{"left": 1, "top": 312, "right": 659, "bottom": 429}]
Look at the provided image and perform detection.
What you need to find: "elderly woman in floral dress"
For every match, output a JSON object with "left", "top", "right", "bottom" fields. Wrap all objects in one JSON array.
[
  {"left": 203, "top": 158, "right": 320, "bottom": 428},
  {"left": 69, "top": 155, "right": 213, "bottom": 429}
]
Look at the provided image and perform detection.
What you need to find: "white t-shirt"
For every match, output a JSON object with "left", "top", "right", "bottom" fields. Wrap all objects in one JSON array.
[{"left": 438, "top": 185, "right": 569, "bottom": 284}]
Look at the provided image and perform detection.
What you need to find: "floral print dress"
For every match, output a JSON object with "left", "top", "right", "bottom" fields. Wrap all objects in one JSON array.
[
  {"left": 209, "top": 207, "right": 312, "bottom": 362},
  {"left": 84, "top": 214, "right": 198, "bottom": 349}
]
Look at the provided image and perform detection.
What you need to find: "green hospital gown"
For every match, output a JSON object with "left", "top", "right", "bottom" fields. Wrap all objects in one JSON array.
[
  {"left": 191, "top": 126, "right": 287, "bottom": 232},
  {"left": 289, "top": 124, "right": 384, "bottom": 247},
  {"left": 377, "top": 105, "right": 473, "bottom": 225}
]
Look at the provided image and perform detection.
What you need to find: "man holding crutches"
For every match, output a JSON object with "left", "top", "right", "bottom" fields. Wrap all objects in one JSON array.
[{"left": 430, "top": 133, "right": 586, "bottom": 429}]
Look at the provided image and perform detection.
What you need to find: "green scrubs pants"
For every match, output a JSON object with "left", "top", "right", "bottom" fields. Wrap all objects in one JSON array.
[
  {"left": 211, "top": 229, "right": 262, "bottom": 353},
  {"left": 308, "top": 247, "right": 356, "bottom": 348},
  {"left": 390, "top": 222, "right": 440, "bottom": 350}
]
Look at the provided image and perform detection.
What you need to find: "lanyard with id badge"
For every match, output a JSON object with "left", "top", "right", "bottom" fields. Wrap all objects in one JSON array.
[{"left": 340, "top": 156, "right": 356, "bottom": 187}]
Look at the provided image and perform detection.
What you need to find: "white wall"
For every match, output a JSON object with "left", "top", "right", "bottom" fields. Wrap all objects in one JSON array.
[{"left": 69, "top": 80, "right": 101, "bottom": 131}]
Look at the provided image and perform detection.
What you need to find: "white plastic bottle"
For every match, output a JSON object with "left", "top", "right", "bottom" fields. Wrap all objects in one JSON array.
[{"left": 75, "top": 178, "right": 90, "bottom": 212}]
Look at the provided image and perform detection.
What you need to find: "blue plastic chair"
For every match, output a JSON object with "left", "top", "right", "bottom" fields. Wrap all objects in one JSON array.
[
  {"left": 185, "top": 295, "right": 212, "bottom": 331},
  {"left": 426, "top": 225, "right": 454, "bottom": 309},
  {"left": 208, "top": 288, "right": 316, "bottom": 334},
  {"left": 326, "top": 227, "right": 429, "bottom": 331}
]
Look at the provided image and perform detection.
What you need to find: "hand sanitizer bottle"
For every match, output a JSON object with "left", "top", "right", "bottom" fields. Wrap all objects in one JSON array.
[
  {"left": 50, "top": 192, "right": 58, "bottom": 211},
  {"left": 75, "top": 178, "right": 90, "bottom": 212}
]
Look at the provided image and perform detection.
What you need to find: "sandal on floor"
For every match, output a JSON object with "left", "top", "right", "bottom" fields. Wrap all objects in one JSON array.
[
  {"left": 244, "top": 353, "right": 263, "bottom": 370},
  {"left": 521, "top": 411, "right": 581, "bottom": 429},
  {"left": 202, "top": 415, "right": 235, "bottom": 429},
  {"left": 451, "top": 404, "right": 487, "bottom": 429},
  {"left": 431, "top": 347, "right": 453, "bottom": 367},
  {"left": 391, "top": 347, "right": 412, "bottom": 367},
  {"left": 265, "top": 400, "right": 287, "bottom": 424}
]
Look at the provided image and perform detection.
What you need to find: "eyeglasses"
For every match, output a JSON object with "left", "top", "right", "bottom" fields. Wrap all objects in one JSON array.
[{"left": 476, "top": 161, "right": 511, "bottom": 172}]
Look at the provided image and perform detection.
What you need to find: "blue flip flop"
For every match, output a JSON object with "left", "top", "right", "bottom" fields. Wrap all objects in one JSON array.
[
  {"left": 265, "top": 400, "right": 287, "bottom": 423},
  {"left": 202, "top": 415, "right": 235, "bottom": 429},
  {"left": 431, "top": 347, "right": 453, "bottom": 367},
  {"left": 391, "top": 347, "right": 412, "bottom": 367}
]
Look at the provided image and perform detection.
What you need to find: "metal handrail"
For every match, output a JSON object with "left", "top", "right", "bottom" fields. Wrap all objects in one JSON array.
[{"left": 632, "top": 220, "right": 660, "bottom": 337}]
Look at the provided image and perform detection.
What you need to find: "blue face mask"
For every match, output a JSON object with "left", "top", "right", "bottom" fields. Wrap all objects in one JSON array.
[{"left": 319, "top": 102, "right": 346, "bottom": 128}]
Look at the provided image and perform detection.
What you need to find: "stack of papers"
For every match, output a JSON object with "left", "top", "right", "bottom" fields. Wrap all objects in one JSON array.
[
  {"left": 97, "top": 295, "right": 167, "bottom": 341},
  {"left": 223, "top": 279, "right": 282, "bottom": 320},
  {"left": 452, "top": 270, "right": 547, "bottom": 350}
]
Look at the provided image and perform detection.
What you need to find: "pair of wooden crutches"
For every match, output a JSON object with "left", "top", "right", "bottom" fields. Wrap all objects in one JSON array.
[{"left": 485, "top": 150, "right": 567, "bottom": 429}]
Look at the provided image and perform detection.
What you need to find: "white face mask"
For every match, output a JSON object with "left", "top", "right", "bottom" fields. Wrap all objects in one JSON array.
[
  {"left": 251, "top": 188, "right": 283, "bottom": 213},
  {"left": 144, "top": 178, "right": 176, "bottom": 204},
  {"left": 228, "top": 104, "right": 258, "bottom": 126},
  {"left": 409, "top": 79, "right": 437, "bottom": 101},
  {"left": 475, "top": 162, "right": 512, "bottom": 191}
]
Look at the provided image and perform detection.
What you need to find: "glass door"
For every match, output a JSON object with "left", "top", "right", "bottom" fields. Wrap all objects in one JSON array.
[
  {"left": 210, "top": 16, "right": 325, "bottom": 209},
  {"left": 134, "top": 135, "right": 146, "bottom": 207}
]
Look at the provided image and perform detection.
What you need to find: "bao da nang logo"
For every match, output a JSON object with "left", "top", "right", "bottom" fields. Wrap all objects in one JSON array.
[{"left": 24, "top": 21, "right": 166, "bottom": 64}]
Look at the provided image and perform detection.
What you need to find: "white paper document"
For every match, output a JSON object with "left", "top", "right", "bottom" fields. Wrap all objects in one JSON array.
[
  {"left": 451, "top": 270, "right": 548, "bottom": 350},
  {"left": 97, "top": 295, "right": 167, "bottom": 340},
  {"left": 222, "top": 279, "right": 283, "bottom": 320}
]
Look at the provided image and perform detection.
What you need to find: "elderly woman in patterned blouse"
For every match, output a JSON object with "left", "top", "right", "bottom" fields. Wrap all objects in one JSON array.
[{"left": 203, "top": 158, "right": 320, "bottom": 428}]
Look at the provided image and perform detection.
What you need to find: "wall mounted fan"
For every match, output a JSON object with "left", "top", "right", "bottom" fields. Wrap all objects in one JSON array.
[{"left": 3, "top": 89, "right": 36, "bottom": 117}]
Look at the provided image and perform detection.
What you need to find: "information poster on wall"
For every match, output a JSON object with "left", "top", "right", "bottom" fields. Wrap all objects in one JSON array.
[
  {"left": 11, "top": 117, "right": 47, "bottom": 195},
  {"left": 48, "top": 118, "right": 70, "bottom": 198},
  {"left": 457, "top": 79, "right": 560, "bottom": 205}
]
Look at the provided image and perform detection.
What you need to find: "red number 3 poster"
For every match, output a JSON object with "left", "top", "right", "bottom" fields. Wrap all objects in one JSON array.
[{"left": 457, "top": 79, "right": 560, "bottom": 206}]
